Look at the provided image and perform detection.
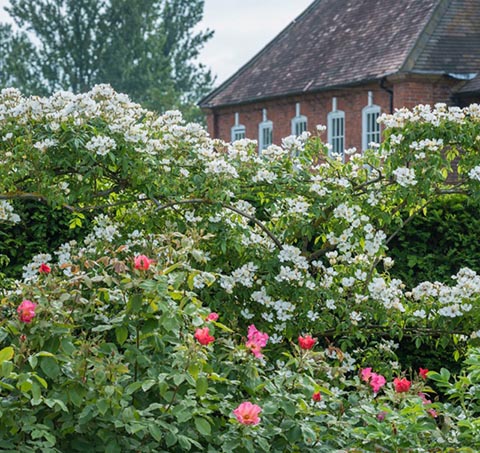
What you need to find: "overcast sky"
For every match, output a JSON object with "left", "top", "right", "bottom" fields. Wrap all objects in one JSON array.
[{"left": 0, "top": 0, "right": 313, "bottom": 87}]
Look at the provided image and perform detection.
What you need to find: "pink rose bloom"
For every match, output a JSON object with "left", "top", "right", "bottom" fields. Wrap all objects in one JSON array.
[
  {"left": 134, "top": 255, "right": 154, "bottom": 271},
  {"left": 206, "top": 312, "right": 219, "bottom": 322},
  {"left": 39, "top": 263, "right": 51, "bottom": 274},
  {"left": 17, "top": 300, "right": 37, "bottom": 323},
  {"left": 361, "top": 367, "right": 373, "bottom": 382},
  {"left": 233, "top": 402, "right": 262, "bottom": 425},
  {"left": 393, "top": 377, "right": 411, "bottom": 393},
  {"left": 369, "top": 373, "right": 386, "bottom": 393},
  {"left": 246, "top": 324, "right": 269, "bottom": 358},
  {"left": 194, "top": 327, "right": 215, "bottom": 345},
  {"left": 298, "top": 335, "right": 316, "bottom": 350}
]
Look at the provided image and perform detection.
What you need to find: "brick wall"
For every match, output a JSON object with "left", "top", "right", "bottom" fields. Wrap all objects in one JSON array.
[
  {"left": 392, "top": 76, "right": 460, "bottom": 109},
  {"left": 204, "top": 76, "right": 462, "bottom": 151}
]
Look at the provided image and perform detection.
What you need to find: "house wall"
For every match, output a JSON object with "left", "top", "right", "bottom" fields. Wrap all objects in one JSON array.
[
  {"left": 203, "top": 76, "right": 462, "bottom": 152},
  {"left": 392, "top": 76, "right": 460, "bottom": 109}
]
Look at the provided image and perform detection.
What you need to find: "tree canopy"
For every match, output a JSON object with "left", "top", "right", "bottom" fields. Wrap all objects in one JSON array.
[{"left": 0, "top": 0, "right": 213, "bottom": 119}]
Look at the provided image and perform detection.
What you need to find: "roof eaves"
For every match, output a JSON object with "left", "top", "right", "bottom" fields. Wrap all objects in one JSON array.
[
  {"left": 399, "top": 0, "right": 450, "bottom": 72},
  {"left": 198, "top": 0, "right": 323, "bottom": 108},
  {"left": 201, "top": 75, "right": 395, "bottom": 110}
]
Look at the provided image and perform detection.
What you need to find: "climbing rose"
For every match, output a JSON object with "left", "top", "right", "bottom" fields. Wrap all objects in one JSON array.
[
  {"left": 233, "top": 402, "right": 262, "bottom": 425},
  {"left": 419, "top": 368, "right": 429, "bottom": 380},
  {"left": 134, "top": 255, "right": 154, "bottom": 270},
  {"left": 312, "top": 391, "right": 322, "bottom": 402},
  {"left": 206, "top": 312, "right": 219, "bottom": 322},
  {"left": 298, "top": 335, "right": 316, "bottom": 350},
  {"left": 393, "top": 377, "right": 412, "bottom": 393},
  {"left": 39, "top": 263, "right": 51, "bottom": 274},
  {"left": 246, "top": 324, "right": 269, "bottom": 358},
  {"left": 17, "top": 300, "right": 37, "bottom": 323},
  {"left": 194, "top": 327, "right": 215, "bottom": 345},
  {"left": 369, "top": 373, "right": 386, "bottom": 393}
]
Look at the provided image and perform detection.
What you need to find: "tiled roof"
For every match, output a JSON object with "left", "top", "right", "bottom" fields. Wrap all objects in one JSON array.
[
  {"left": 412, "top": 0, "right": 480, "bottom": 73},
  {"left": 457, "top": 75, "right": 480, "bottom": 93},
  {"left": 200, "top": 0, "right": 480, "bottom": 108}
]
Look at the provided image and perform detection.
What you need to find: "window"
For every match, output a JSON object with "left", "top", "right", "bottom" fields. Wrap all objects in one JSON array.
[
  {"left": 362, "top": 91, "right": 381, "bottom": 150},
  {"left": 231, "top": 112, "right": 246, "bottom": 142},
  {"left": 258, "top": 108, "right": 273, "bottom": 152},
  {"left": 291, "top": 102, "right": 308, "bottom": 136},
  {"left": 327, "top": 97, "right": 345, "bottom": 157}
]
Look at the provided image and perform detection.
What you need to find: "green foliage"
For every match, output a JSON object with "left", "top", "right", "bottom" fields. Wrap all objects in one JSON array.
[
  {"left": 389, "top": 195, "right": 480, "bottom": 288},
  {"left": 0, "top": 202, "right": 90, "bottom": 279},
  {"left": 1, "top": 0, "right": 213, "bottom": 119}
]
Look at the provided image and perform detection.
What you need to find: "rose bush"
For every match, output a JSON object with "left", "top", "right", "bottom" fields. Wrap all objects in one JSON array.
[{"left": 0, "top": 86, "right": 480, "bottom": 450}]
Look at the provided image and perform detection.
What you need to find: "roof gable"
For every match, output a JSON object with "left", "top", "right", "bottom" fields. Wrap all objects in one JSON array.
[
  {"left": 201, "top": 0, "right": 480, "bottom": 109},
  {"left": 412, "top": 0, "right": 480, "bottom": 73}
]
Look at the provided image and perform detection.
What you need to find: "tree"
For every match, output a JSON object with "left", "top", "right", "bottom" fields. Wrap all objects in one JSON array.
[{"left": 1, "top": 0, "right": 213, "bottom": 118}]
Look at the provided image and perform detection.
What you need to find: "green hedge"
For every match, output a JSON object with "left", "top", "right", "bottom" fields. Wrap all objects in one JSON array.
[{"left": 389, "top": 195, "right": 480, "bottom": 288}]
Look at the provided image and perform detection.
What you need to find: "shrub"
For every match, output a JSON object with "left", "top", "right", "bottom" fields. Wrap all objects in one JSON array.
[{"left": 1, "top": 87, "right": 480, "bottom": 450}]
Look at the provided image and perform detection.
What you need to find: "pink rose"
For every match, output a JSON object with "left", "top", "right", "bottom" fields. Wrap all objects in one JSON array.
[
  {"left": 369, "top": 373, "right": 386, "bottom": 393},
  {"left": 134, "top": 255, "right": 154, "bottom": 271},
  {"left": 360, "top": 367, "right": 373, "bottom": 382},
  {"left": 194, "top": 327, "right": 215, "bottom": 345},
  {"left": 17, "top": 300, "right": 37, "bottom": 323},
  {"left": 298, "top": 335, "right": 316, "bottom": 350},
  {"left": 245, "top": 324, "right": 269, "bottom": 358},
  {"left": 233, "top": 402, "right": 262, "bottom": 425},
  {"left": 360, "top": 368, "right": 386, "bottom": 393},
  {"left": 206, "top": 312, "right": 219, "bottom": 322}
]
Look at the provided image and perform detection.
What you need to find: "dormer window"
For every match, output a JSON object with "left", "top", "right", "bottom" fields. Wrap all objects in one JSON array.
[
  {"left": 258, "top": 108, "right": 273, "bottom": 152},
  {"left": 231, "top": 112, "right": 246, "bottom": 142},
  {"left": 362, "top": 91, "right": 381, "bottom": 150},
  {"left": 327, "top": 97, "right": 345, "bottom": 157},
  {"left": 291, "top": 102, "right": 307, "bottom": 136}
]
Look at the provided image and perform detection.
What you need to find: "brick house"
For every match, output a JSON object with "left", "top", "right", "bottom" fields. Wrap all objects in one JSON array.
[{"left": 199, "top": 0, "right": 480, "bottom": 156}]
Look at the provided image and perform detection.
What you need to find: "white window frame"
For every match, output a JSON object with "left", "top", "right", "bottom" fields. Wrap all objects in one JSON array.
[
  {"left": 291, "top": 102, "right": 308, "bottom": 136},
  {"left": 362, "top": 91, "right": 381, "bottom": 150},
  {"left": 327, "top": 97, "right": 345, "bottom": 158},
  {"left": 231, "top": 112, "right": 246, "bottom": 142},
  {"left": 258, "top": 108, "right": 273, "bottom": 152}
]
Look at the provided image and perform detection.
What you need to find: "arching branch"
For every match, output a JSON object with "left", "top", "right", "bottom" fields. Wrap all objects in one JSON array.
[{"left": 153, "top": 197, "right": 284, "bottom": 250}]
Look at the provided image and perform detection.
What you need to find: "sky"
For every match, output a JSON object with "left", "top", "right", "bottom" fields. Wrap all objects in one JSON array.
[{"left": 0, "top": 0, "right": 313, "bottom": 87}]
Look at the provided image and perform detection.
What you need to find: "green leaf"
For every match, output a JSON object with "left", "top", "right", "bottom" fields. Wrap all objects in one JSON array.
[
  {"left": 148, "top": 424, "right": 162, "bottom": 442},
  {"left": 40, "top": 357, "right": 60, "bottom": 379},
  {"left": 0, "top": 346, "right": 14, "bottom": 363},
  {"left": 196, "top": 376, "right": 208, "bottom": 397},
  {"left": 61, "top": 338, "right": 76, "bottom": 355},
  {"left": 97, "top": 398, "right": 110, "bottom": 415},
  {"left": 115, "top": 326, "right": 128, "bottom": 345},
  {"left": 32, "top": 374, "right": 48, "bottom": 389},
  {"left": 194, "top": 417, "right": 211, "bottom": 436},
  {"left": 127, "top": 293, "right": 143, "bottom": 313}
]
